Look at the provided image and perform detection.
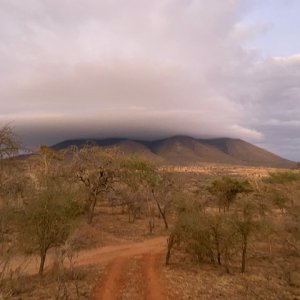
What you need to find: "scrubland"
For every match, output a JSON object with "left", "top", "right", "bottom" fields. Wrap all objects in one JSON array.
[{"left": 0, "top": 125, "right": 299, "bottom": 299}]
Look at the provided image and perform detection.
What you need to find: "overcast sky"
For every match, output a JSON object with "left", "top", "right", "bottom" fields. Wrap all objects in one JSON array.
[{"left": 0, "top": 0, "right": 300, "bottom": 160}]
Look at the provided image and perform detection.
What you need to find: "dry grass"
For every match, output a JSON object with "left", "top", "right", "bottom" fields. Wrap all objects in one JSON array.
[
  {"left": 5, "top": 265, "right": 98, "bottom": 300},
  {"left": 162, "top": 163, "right": 286, "bottom": 179},
  {"left": 162, "top": 243, "right": 300, "bottom": 300}
]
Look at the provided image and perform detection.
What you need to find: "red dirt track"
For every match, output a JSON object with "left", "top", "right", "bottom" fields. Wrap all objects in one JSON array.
[{"left": 88, "top": 237, "right": 167, "bottom": 300}]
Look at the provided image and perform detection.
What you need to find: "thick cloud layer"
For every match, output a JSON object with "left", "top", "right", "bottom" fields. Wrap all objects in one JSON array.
[{"left": 0, "top": 0, "right": 299, "bottom": 160}]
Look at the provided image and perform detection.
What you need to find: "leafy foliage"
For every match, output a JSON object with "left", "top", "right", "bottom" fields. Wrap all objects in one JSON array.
[
  {"left": 72, "top": 146, "right": 120, "bottom": 223},
  {"left": 266, "top": 171, "right": 300, "bottom": 184},
  {"left": 0, "top": 125, "right": 21, "bottom": 159},
  {"left": 22, "top": 186, "right": 81, "bottom": 275},
  {"left": 208, "top": 176, "right": 252, "bottom": 211}
]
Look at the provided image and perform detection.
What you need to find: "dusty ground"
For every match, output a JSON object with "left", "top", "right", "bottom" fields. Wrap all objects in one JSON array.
[{"left": 90, "top": 252, "right": 167, "bottom": 300}]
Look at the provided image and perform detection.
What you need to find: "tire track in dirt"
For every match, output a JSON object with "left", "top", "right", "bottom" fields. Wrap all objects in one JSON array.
[
  {"left": 118, "top": 255, "right": 145, "bottom": 299},
  {"left": 90, "top": 256, "right": 129, "bottom": 300},
  {"left": 90, "top": 253, "right": 167, "bottom": 300},
  {"left": 142, "top": 253, "right": 166, "bottom": 300},
  {"left": 87, "top": 237, "right": 167, "bottom": 299},
  {"left": 89, "top": 238, "right": 168, "bottom": 300}
]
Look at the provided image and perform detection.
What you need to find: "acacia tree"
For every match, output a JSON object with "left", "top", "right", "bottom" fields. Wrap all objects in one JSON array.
[
  {"left": 22, "top": 186, "right": 80, "bottom": 275},
  {"left": 0, "top": 125, "right": 25, "bottom": 256},
  {"left": 0, "top": 124, "right": 20, "bottom": 160},
  {"left": 121, "top": 157, "right": 157, "bottom": 233},
  {"left": 265, "top": 171, "right": 300, "bottom": 255},
  {"left": 166, "top": 202, "right": 237, "bottom": 270},
  {"left": 27, "top": 145, "right": 67, "bottom": 190},
  {"left": 72, "top": 146, "right": 120, "bottom": 224},
  {"left": 0, "top": 125, "right": 23, "bottom": 200},
  {"left": 208, "top": 176, "right": 252, "bottom": 212},
  {"left": 150, "top": 172, "right": 175, "bottom": 229},
  {"left": 118, "top": 184, "right": 144, "bottom": 223},
  {"left": 232, "top": 198, "right": 260, "bottom": 273},
  {"left": 122, "top": 157, "right": 177, "bottom": 230}
]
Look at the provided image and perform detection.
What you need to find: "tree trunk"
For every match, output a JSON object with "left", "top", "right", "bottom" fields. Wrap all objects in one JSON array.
[
  {"left": 224, "top": 248, "right": 230, "bottom": 274},
  {"left": 241, "top": 236, "right": 248, "bottom": 273},
  {"left": 149, "top": 219, "right": 154, "bottom": 234},
  {"left": 166, "top": 234, "right": 175, "bottom": 265},
  {"left": 39, "top": 250, "right": 47, "bottom": 275},
  {"left": 162, "top": 213, "right": 169, "bottom": 229},
  {"left": 152, "top": 190, "right": 169, "bottom": 229},
  {"left": 87, "top": 195, "right": 97, "bottom": 224},
  {"left": 213, "top": 229, "right": 221, "bottom": 265}
]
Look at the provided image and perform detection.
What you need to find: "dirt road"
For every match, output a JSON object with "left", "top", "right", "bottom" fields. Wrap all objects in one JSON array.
[
  {"left": 76, "top": 236, "right": 166, "bottom": 267},
  {"left": 7, "top": 236, "right": 169, "bottom": 299},
  {"left": 88, "top": 237, "right": 167, "bottom": 300}
]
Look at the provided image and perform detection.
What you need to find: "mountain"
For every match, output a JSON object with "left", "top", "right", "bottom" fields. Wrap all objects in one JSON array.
[
  {"left": 141, "top": 136, "right": 240, "bottom": 165},
  {"left": 52, "top": 136, "right": 295, "bottom": 168},
  {"left": 201, "top": 138, "right": 292, "bottom": 167}
]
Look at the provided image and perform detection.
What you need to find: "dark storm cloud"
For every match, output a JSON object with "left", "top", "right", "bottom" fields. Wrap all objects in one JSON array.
[{"left": 0, "top": 0, "right": 299, "bottom": 160}]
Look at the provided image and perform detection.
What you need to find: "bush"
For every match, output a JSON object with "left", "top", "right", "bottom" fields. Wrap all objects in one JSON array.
[
  {"left": 21, "top": 186, "right": 80, "bottom": 275},
  {"left": 166, "top": 202, "right": 237, "bottom": 270},
  {"left": 266, "top": 171, "right": 300, "bottom": 184}
]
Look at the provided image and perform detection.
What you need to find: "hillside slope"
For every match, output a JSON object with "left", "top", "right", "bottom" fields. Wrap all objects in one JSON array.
[
  {"left": 51, "top": 136, "right": 295, "bottom": 168},
  {"left": 202, "top": 138, "right": 295, "bottom": 168}
]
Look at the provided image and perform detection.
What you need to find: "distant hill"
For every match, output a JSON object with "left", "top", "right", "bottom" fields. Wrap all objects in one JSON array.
[{"left": 52, "top": 136, "right": 295, "bottom": 168}]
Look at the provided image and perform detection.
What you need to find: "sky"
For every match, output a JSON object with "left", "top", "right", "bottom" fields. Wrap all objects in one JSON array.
[{"left": 0, "top": 0, "right": 300, "bottom": 160}]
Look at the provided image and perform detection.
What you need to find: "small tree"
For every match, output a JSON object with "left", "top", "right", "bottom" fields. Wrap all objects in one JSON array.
[
  {"left": 121, "top": 157, "right": 159, "bottom": 233},
  {"left": 0, "top": 125, "right": 22, "bottom": 193},
  {"left": 122, "top": 157, "right": 176, "bottom": 230},
  {"left": 283, "top": 203, "right": 300, "bottom": 255},
  {"left": 166, "top": 202, "right": 236, "bottom": 270},
  {"left": 0, "top": 124, "right": 20, "bottom": 160},
  {"left": 22, "top": 187, "right": 80, "bottom": 275},
  {"left": 150, "top": 172, "right": 175, "bottom": 229},
  {"left": 28, "top": 145, "right": 66, "bottom": 189},
  {"left": 208, "top": 176, "right": 251, "bottom": 212},
  {"left": 72, "top": 146, "right": 119, "bottom": 224},
  {"left": 270, "top": 189, "right": 288, "bottom": 213},
  {"left": 232, "top": 198, "right": 260, "bottom": 273}
]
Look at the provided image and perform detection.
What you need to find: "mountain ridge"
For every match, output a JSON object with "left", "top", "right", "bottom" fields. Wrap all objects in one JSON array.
[{"left": 51, "top": 136, "right": 295, "bottom": 168}]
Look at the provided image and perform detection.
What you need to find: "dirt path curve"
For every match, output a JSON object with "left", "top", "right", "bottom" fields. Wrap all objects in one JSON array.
[
  {"left": 76, "top": 236, "right": 166, "bottom": 267},
  {"left": 88, "top": 237, "right": 167, "bottom": 300},
  {"left": 7, "top": 236, "right": 168, "bottom": 299},
  {"left": 9, "top": 236, "right": 167, "bottom": 276}
]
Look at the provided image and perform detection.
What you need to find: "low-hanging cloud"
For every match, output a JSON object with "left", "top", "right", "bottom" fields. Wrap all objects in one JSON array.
[{"left": 0, "top": 0, "right": 299, "bottom": 160}]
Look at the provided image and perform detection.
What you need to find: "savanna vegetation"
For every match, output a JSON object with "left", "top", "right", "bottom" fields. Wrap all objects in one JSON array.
[{"left": 0, "top": 124, "right": 299, "bottom": 299}]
